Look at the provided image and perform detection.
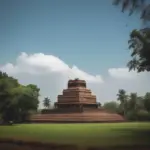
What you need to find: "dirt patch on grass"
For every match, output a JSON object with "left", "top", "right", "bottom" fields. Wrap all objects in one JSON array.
[
  {"left": 0, "top": 138, "right": 150, "bottom": 150},
  {"left": 0, "top": 138, "right": 78, "bottom": 150},
  {"left": 88, "top": 146, "right": 150, "bottom": 150}
]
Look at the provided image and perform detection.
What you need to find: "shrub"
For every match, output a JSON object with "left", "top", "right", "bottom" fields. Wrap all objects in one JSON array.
[
  {"left": 126, "top": 110, "right": 137, "bottom": 121},
  {"left": 136, "top": 110, "right": 150, "bottom": 121}
]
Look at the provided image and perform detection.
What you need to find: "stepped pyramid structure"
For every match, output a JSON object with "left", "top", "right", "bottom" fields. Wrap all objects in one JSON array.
[
  {"left": 55, "top": 78, "right": 100, "bottom": 109},
  {"left": 30, "top": 79, "right": 125, "bottom": 123}
]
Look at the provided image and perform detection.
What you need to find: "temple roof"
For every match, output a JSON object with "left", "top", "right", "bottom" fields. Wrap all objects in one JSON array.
[{"left": 68, "top": 78, "right": 86, "bottom": 88}]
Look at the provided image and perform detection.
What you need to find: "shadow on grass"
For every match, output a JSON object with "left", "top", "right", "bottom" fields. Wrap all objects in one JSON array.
[
  {"left": 1, "top": 137, "right": 150, "bottom": 150},
  {"left": 113, "top": 128, "right": 150, "bottom": 144},
  {"left": 0, "top": 138, "right": 78, "bottom": 150},
  {"left": 88, "top": 127, "right": 150, "bottom": 150}
]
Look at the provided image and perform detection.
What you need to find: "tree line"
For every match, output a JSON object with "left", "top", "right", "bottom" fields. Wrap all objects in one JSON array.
[
  {"left": 0, "top": 71, "right": 40, "bottom": 124},
  {"left": 103, "top": 89, "right": 150, "bottom": 121},
  {"left": 0, "top": 70, "right": 150, "bottom": 123},
  {"left": 110, "top": 0, "right": 150, "bottom": 121}
]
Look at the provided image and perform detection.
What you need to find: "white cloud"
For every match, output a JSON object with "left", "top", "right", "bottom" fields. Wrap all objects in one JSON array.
[
  {"left": 108, "top": 68, "right": 142, "bottom": 79},
  {"left": 0, "top": 52, "right": 149, "bottom": 108},
  {"left": 1, "top": 52, "right": 103, "bottom": 83}
]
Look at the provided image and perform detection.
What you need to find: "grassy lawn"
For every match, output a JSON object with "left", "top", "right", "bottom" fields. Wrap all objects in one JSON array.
[{"left": 0, "top": 122, "right": 150, "bottom": 148}]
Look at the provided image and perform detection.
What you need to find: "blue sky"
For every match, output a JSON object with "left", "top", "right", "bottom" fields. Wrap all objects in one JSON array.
[
  {"left": 0, "top": 0, "right": 149, "bottom": 105},
  {"left": 0, "top": 0, "right": 141, "bottom": 75}
]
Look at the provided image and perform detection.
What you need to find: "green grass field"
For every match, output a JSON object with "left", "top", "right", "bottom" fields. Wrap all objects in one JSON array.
[{"left": 0, "top": 122, "right": 150, "bottom": 148}]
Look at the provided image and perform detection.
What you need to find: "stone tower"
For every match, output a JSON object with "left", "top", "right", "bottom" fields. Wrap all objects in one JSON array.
[{"left": 55, "top": 78, "right": 99, "bottom": 109}]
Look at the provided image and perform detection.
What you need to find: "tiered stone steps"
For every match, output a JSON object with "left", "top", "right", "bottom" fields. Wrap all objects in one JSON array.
[{"left": 30, "top": 112, "right": 125, "bottom": 123}]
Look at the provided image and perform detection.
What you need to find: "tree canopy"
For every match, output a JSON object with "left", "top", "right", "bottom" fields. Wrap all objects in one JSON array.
[
  {"left": 115, "top": 89, "right": 150, "bottom": 120},
  {"left": 43, "top": 97, "right": 51, "bottom": 109},
  {"left": 113, "top": 0, "right": 150, "bottom": 22},
  {"left": 0, "top": 71, "right": 40, "bottom": 123},
  {"left": 103, "top": 101, "right": 119, "bottom": 113},
  {"left": 113, "top": 0, "right": 150, "bottom": 72},
  {"left": 127, "top": 28, "right": 150, "bottom": 72}
]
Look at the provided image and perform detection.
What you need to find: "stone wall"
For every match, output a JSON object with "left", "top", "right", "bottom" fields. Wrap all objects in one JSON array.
[{"left": 41, "top": 108, "right": 82, "bottom": 114}]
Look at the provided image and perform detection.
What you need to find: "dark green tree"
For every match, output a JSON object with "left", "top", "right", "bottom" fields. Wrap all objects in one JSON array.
[
  {"left": 136, "top": 96, "right": 145, "bottom": 110},
  {"left": 43, "top": 97, "right": 51, "bottom": 109},
  {"left": 128, "top": 93, "right": 138, "bottom": 111},
  {"left": 127, "top": 29, "right": 150, "bottom": 72},
  {"left": 0, "top": 72, "right": 19, "bottom": 122},
  {"left": 117, "top": 89, "right": 128, "bottom": 116},
  {"left": 143, "top": 92, "right": 150, "bottom": 112},
  {"left": 0, "top": 71, "right": 40, "bottom": 123},
  {"left": 12, "top": 85, "right": 40, "bottom": 122},
  {"left": 125, "top": 92, "right": 139, "bottom": 120},
  {"left": 103, "top": 101, "right": 119, "bottom": 113}
]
